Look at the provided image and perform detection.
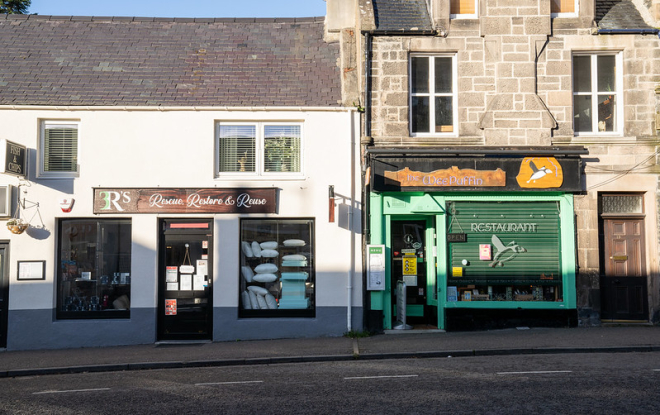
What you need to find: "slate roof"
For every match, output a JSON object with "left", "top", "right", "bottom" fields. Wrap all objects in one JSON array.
[
  {"left": 0, "top": 15, "right": 342, "bottom": 107},
  {"left": 372, "top": 0, "right": 433, "bottom": 32},
  {"left": 595, "top": 0, "right": 653, "bottom": 30}
]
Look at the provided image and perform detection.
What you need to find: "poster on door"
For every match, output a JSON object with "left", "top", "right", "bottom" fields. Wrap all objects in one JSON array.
[{"left": 165, "top": 299, "right": 177, "bottom": 315}]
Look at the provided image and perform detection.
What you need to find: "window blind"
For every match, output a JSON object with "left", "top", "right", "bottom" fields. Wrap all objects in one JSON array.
[
  {"left": 44, "top": 124, "right": 78, "bottom": 172},
  {"left": 219, "top": 125, "right": 256, "bottom": 173},
  {"left": 551, "top": 0, "right": 575, "bottom": 13},
  {"left": 264, "top": 125, "right": 301, "bottom": 173},
  {"left": 451, "top": 0, "right": 475, "bottom": 15}
]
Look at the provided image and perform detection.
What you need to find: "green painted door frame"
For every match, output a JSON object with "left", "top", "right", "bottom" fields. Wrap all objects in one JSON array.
[{"left": 369, "top": 192, "right": 577, "bottom": 330}]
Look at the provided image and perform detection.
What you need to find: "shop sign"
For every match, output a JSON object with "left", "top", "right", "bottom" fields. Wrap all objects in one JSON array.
[
  {"left": 93, "top": 188, "right": 277, "bottom": 214},
  {"left": 0, "top": 139, "right": 26, "bottom": 178},
  {"left": 372, "top": 156, "right": 582, "bottom": 192},
  {"left": 384, "top": 166, "right": 505, "bottom": 188}
]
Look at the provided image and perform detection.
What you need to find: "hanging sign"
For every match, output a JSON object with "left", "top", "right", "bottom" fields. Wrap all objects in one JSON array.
[
  {"left": 0, "top": 139, "right": 27, "bottom": 178},
  {"left": 93, "top": 188, "right": 277, "bottom": 214},
  {"left": 447, "top": 233, "right": 467, "bottom": 242}
]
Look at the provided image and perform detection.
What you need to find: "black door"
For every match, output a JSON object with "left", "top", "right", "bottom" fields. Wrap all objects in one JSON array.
[
  {"left": 601, "top": 218, "right": 648, "bottom": 321},
  {"left": 158, "top": 220, "right": 213, "bottom": 340},
  {"left": 0, "top": 243, "right": 8, "bottom": 348}
]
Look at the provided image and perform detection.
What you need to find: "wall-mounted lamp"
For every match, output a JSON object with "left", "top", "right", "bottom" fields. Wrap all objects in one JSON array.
[{"left": 329, "top": 185, "right": 335, "bottom": 223}]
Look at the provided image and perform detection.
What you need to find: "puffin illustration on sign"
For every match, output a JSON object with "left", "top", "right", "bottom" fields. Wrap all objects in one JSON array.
[
  {"left": 516, "top": 157, "right": 563, "bottom": 188},
  {"left": 489, "top": 235, "right": 527, "bottom": 267}
]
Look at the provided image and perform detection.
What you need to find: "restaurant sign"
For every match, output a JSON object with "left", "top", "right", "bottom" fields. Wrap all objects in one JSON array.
[{"left": 93, "top": 188, "right": 277, "bottom": 214}]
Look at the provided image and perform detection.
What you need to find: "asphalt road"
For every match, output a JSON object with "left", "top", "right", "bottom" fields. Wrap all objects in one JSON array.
[{"left": 1, "top": 352, "right": 659, "bottom": 414}]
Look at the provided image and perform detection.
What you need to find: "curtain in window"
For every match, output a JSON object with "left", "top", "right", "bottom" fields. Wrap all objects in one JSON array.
[
  {"left": 551, "top": 0, "right": 575, "bottom": 13},
  {"left": 44, "top": 124, "right": 78, "bottom": 172},
  {"left": 451, "top": 0, "right": 475, "bottom": 14},
  {"left": 219, "top": 125, "right": 256, "bottom": 173},
  {"left": 264, "top": 125, "right": 301, "bottom": 173}
]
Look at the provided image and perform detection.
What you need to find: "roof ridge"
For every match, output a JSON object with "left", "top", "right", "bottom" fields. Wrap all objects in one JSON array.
[{"left": 1, "top": 14, "right": 325, "bottom": 23}]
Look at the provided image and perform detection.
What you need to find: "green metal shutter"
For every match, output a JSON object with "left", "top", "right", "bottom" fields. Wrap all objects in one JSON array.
[{"left": 447, "top": 201, "right": 561, "bottom": 285}]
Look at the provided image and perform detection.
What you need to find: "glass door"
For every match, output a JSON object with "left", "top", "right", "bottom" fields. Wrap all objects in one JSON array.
[
  {"left": 390, "top": 218, "right": 436, "bottom": 328},
  {"left": 158, "top": 220, "right": 213, "bottom": 341}
]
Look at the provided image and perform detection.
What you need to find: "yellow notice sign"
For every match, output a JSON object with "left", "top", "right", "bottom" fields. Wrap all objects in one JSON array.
[
  {"left": 452, "top": 267, "right": 463, "bottom": 277},
  {"left": 403, "top": 255, "right": 417, "bottom": 276}
]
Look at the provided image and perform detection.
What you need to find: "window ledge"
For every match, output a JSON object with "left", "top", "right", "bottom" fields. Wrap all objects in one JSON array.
[{"left": 553, "top": 136, "right": 654, "bottom": 146}]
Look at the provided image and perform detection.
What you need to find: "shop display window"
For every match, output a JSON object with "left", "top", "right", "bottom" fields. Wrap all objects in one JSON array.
[
  {"left": 239, "top": 219, "right": 315, "bottom": 317},
  {"left": 446, "top": 201, "right": 563, "bottom": 303},
  {"left": 57, "top": 219, "right": 131, "bottom": 319}
]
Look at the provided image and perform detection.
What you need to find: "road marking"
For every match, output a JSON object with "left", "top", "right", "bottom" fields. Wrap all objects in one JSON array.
[
  {"left": 196, "top": 381, "right": 264, "bottom": 386},
  {"left": 33, "top": 388, "right": 110, "bottom": 395},
  {"left": 344, "top": 375, "right": 418, "bottom": 380},
  {"left": 497, "top": 371, "right": 572, "bottom": 375}
]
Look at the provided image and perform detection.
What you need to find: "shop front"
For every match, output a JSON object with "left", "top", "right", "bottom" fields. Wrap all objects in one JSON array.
[{"left": 366, "top": 148, "right": 587, "bottom": 330}]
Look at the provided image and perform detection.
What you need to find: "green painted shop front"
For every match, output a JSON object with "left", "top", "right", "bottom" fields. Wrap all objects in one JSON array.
[
  {"left": 365, "top": 149, "right": 587, "bottom": 330},
  {"left": 369, "top": 192, "right": 577, "bottom": 330}
]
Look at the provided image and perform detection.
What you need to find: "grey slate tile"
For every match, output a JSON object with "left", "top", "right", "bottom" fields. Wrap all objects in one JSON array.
[{"left": 0, "top": 16, "right": 341, "bottom": 107}]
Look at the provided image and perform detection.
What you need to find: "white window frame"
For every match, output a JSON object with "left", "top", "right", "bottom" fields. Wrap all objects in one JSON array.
[
  {"left": 572, "top": 52, "right": 623, "bottom": 137},
  {"left": 551, "top": 0, "right": 579, "bottom": 18},
  {"left": 409, "top": 54, "right": 458, "bottom": 137},
  {"left": 215, "top": 121, "right": 304, "bottom": 178},
  {"left": 38, "top": 120, "right": 80, "bottom": 179},
  {"left": 450, "top": 0, "right": 478, "bottom": 19}
]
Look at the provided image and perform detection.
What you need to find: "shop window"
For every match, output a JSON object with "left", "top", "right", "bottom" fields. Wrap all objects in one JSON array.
[
  {"left": 410, "top": 54, "right": 457, "bottom": 136},
  {"left": 551, "top": 0, "right": 577, "bottom": 17},
  {"left": 446, "top": 202, "right": 563, "bottom": 303},
  {"left": 239, "top": 219, "right": 315, "bottom": 317},
  {"left": 572, "top": 53, "right": 622, "bottom": 135},
  {"left": 450, "top": 0, "right": 477, "bottom": 18},
  {"left": 39, "top": 121, "right": 79, "bottom": 178},
  {"left": 217, "top": 122, "right": 302, "bottom": 176},
  {"left": 57, "top": 219, "right": 131, "bottom": 319}
]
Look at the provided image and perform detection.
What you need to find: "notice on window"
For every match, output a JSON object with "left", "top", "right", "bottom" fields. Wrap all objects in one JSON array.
[
  {"left": 166, "top": 266, "right": 178, "bottom": 283},
  {"left": 196, "top": 260, "right": 208, "bottom": 277},
  {"left": 193, "top": 274, "right": 205, "bottom": 291},
  {"left": 166, "top": 282, "right": 178, "bottom": 291},
  {"left": 180, "top": 274, "right": 192, "bottom": 291},
  {"left": 403, "top": 254, "right": 417, "bottom": 276},
  {"left": 165, "top": 299, "right": 177, "bottom": 315},
  {"left": 366, "top": 245, "right": 385, "bottom": 291}
]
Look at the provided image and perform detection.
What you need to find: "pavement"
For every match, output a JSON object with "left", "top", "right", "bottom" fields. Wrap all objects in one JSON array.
[{"left": 1, "top": 325, "right": 659, "bottom": 378}]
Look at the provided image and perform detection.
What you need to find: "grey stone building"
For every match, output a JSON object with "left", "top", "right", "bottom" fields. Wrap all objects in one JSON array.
[{"left": 326, "top": 0, "right": 660, "bottom": 330}]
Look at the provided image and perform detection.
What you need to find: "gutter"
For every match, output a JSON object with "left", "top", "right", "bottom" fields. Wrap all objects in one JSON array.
[
  {"left": 597, "top": 28, "right": 660, "bottom": 38},
  {"left": 366, "top": 146, "right": 589, "bottom": 157}
]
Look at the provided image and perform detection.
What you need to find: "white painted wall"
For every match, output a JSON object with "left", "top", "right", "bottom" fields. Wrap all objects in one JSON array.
[{"left": 0, "top": 107, "right": 362, "bottom": 324}]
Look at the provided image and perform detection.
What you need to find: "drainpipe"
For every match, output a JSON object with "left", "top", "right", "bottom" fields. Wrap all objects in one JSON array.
[{"left": 347, "top": 108, "right": 356, "bottom": 333}]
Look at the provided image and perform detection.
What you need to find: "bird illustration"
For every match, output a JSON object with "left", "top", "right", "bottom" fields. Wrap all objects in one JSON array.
[
  {"left": 527, "top": 160, "right": 552, "bottom": 183},
  {"left": 489, "top": 235, "right": 527, "bottom": 267}
]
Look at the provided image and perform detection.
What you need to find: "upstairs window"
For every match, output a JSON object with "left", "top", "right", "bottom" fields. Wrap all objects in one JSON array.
[
  {"left": 551, "top": 0, "right": 578, "bottom": 17},
  {"left": 39, "top": 121, "right": 79, "bottom": 178},
  {"left": 572, "top": 53, "right": 622, "bottom": 136},
  {"left": 217, "top": 122, "right": 302, "bottom": 176},
  {"left": 410, "top": 54, "right": 457, "bottom": 136},
  {"left": 450, "top": 0, "right": 477, "bottom": 19}
]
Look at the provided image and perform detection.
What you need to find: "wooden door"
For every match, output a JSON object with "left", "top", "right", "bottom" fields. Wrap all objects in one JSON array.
[{"left": 600, "top": 219, "right": 648, "bottom": 321}]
